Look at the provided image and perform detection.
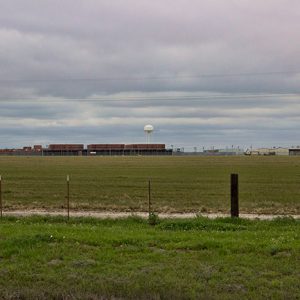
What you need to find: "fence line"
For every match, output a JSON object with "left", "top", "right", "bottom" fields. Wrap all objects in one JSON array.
[{"left": 0, "top": 174, "right": 240, "bottom": 220}]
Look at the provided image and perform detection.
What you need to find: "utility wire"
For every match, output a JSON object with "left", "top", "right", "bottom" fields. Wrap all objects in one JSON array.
[
  {"left": 0, "top": 70, "right": 299, "bottom": 83},
  {"left": 0, "top": 93, "right": 299, "bottom": 102}
]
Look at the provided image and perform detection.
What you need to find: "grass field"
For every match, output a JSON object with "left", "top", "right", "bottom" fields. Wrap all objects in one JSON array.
[
  {"left": 0, "top": 156, "right": 300, "bottom": 214},
  {"left": 0, "top": 216, "right": 299, "bottom": 299}
]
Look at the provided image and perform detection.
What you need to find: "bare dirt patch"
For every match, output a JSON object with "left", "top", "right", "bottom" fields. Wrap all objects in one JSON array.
[{"left": 3, "top": 209, "right": 300, "bottom": 220}]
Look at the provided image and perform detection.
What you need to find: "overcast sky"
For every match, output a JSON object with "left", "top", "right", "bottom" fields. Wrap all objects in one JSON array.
[{"left": 1, "top": 0, "right": 300, "bottom": 150}]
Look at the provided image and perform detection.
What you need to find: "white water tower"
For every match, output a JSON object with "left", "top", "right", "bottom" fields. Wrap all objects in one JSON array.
[{"left": 144, "top": 124, "right": 154, "bottom": 144}]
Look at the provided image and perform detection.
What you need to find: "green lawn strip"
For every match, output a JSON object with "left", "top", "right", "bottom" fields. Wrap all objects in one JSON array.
[{"left": 0, "top": 216, "right": 299, "bottom": 299}]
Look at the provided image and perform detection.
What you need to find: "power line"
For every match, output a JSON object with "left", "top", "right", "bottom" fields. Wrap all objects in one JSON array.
[
  {"left": 0, "top": 70, "right": 299, "bottom": 83},
  {"left": 0, "top": 93, "right": 299, "bottom": 102}
]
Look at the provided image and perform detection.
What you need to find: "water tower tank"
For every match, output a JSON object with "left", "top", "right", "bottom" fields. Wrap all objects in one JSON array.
[
  {"left": 144, "top": 125, "right": 154, "bottom": 144},
  {"left": 144, "top": 124, "right": 154, "bottom": 133}
]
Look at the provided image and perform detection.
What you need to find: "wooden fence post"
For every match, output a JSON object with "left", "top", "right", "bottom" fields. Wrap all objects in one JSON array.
[
  {"left": 0, "top": 175, "right": 2, "bottom": 219},
  {"left": 231, "top": 174, "right": 239, "bottom": 217}
]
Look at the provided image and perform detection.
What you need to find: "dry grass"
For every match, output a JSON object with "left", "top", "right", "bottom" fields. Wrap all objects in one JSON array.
[{"left": 0, "top": 155, "right": 300, "bottom": 214}]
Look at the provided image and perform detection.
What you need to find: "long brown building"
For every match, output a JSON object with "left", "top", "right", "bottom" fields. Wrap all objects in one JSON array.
[{"left": 0, "top": 144, "right": 172, "bottom": 156}]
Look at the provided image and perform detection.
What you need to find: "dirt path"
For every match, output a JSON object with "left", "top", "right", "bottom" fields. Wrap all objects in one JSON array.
[{"left": 2, "top": 210, "right": 300, "bottom": 220}]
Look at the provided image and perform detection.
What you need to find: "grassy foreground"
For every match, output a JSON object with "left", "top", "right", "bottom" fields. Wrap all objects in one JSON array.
[
  {"left": 0, "top": 216, "right": 299, "bottom": 299},
  {"left": 0, "top": 156, "right": 300, "bottom": 214}
]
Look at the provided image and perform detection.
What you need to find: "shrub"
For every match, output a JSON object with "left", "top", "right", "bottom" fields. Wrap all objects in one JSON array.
[{"left": 148, "top": 212, "right": 160, "bottom": 226}]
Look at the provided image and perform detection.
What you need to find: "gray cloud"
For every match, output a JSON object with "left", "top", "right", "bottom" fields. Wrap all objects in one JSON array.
[{"left": 0, "top": 0, "right": 300, "bottom": 149}]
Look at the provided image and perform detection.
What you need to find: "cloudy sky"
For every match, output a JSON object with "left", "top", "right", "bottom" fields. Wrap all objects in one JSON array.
[{"left": 1, "top": 0, "right": 300, "bottom": 150}]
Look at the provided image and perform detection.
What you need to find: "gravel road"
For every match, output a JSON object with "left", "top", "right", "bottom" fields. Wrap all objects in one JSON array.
[{"left": 3, "top": 210, "right": 300, "bottom": 220}]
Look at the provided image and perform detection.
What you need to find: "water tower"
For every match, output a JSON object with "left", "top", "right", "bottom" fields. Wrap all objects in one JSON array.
[{"left": 144, "top": 124, "right": 154, "bottom": 144}]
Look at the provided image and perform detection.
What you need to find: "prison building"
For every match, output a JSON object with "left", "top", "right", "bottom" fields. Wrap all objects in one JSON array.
[
  {"left": 289, "top": 148, "right": 300, "bottom": 156},
  {"left": 124, "top": 144, "right": 170, "bottom": 155},
  {"left": 87, "top": 144, "right": 125, "bottom": 155},
  {"left": 0, "top": 143, "right": 172, "bottom": 156},
  {"left": 43, "top": 144, "right": 85, "bottom": 156},
  {"left": 88, "top": 144, "right": 171, "bottom": 155}
]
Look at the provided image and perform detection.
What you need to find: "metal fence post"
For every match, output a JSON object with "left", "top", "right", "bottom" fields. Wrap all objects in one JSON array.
[
  {"left": 231, "top": 173, "right": 239, "bottom": 217},
  {"left": 148, "top": 179, "right": 151, "bottom": 217},
  {"left": 0, "top": 175, "right": 2, "bottom": 218},
  {"left": 67, "top": 175, "right": 70, "bottom": 220}
]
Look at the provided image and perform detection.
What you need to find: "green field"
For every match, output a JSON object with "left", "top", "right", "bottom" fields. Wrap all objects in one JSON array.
[
  {"left": 0, "top": 216, "right": 299, "bottom": 299},
  {"left": 0, "top": 156, "right": 300, "bottom": 214}
]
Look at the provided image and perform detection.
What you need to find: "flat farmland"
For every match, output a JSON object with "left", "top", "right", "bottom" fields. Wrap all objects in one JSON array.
[{"left": 0, "top": 156, "right": 300, "bottom": 214}]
